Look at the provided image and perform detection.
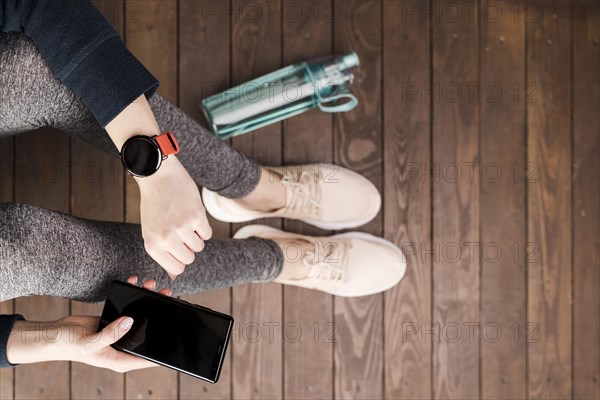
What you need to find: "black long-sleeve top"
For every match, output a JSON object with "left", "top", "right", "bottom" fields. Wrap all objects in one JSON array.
[{"left": 0, "top": 0, "right": 160, "bottom": 367}]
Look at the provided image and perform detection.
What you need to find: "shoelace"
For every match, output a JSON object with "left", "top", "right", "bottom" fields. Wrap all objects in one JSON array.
[
  {"left": 298, "top": 241, "right": 349, "bottom": 288},
  {"left": 281, "top": 170, "right": 321, "bottom": 215}
]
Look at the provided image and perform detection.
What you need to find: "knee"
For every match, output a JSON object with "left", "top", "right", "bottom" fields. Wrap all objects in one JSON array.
[{"left": 0, "top": 33, "right": 84, "bottom": 131}]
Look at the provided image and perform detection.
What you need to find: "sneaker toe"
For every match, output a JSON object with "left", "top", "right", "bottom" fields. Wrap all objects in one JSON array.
[
  {"left": 320, "top": 167, "right": 381, "bottom": 227},
  {"left": 336, "top": 235, "right": 406, "bottom": 297}
]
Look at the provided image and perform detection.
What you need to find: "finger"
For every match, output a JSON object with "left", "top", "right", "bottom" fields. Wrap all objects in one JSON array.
[
  {"left": 148, "top": 249, "right": 186, "bottom": 277},
  {"left": 168, "top": 239, "right": 195, "bottom": 265},
  {"left": 92, "top": 316, "right": 134, "bottom": 351},
  {"left": 184, "top": 231, "right": 205, "bottom": 253},
  {"left": 196, "top": 217, "right": 213, "bottom": 241},
  {"left": 127, "top": 276, "right": 138, "bottom": 286},
  {"left": 158, "top": 288, "right": 172, "bottom": 297},
  {"left": 142, "top": 279, "right": 157, "bottom": 291}
]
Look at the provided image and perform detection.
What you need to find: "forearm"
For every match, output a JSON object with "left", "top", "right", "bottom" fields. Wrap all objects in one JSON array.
[
  {"left": 6, "top": 315, "right": 154, "bottom": 373},
  {"left": 6, "top": 320, "right": 65, "bottom": 365},
  {"left": 105, "top": 94, "right": 162, "bottom": 150}
]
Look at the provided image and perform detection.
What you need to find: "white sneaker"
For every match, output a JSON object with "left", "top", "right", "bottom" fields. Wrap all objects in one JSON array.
[
  {"left": 202, "top": 163, "right": 381, "bottom": 230},
  {"left": 233, "top": 225, "right": 406, "bottom": 297}
]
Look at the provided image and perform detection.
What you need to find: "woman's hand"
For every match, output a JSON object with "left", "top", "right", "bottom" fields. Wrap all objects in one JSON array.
[
  {"left": 137, "top": 156, "right": 212, "bottom": 279},
  {"left": 6, "top": 277, "right": 172, "bottom": 372},
  {"left": 105, "top": 95, "right": 212, "bottom": 279},
  {"left": 54, "top": 278, "right": 172, "bottom": 372}
]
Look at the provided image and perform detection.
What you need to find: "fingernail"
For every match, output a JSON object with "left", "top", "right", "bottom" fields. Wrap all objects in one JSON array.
[{"left": 120, "top": 317, "right": 134, "bottom": 331}]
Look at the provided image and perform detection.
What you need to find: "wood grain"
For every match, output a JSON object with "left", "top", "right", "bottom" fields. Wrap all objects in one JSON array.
[
  {"left": 0, "top": 138, "right": 14, "bottom": 202},
  {"left": 431, "top": 1, "right": 480, "bottom": 398},
  {"left": 383, "top": 1, "right": 432, "bottom": 398},
  {"left": 230, "top": 1, "right": 283, "bottom": 398},
  {"left": 282, "top": 1, "right": 334, "bottom": 399},
  {"left": 5, "top": 1, "right": 598, "bottom": 397},
  {"left": 572, "top": 1, "right": 600, "bottom": 399},
  {"left": 69, "top": 1, "right": 126, "bottom": 399},
  {"left": 0, "top": 137, "right": 15, "bottom": 400},
  {"left": 178, "top": 1, "right": 232, "bottom": 398},
  {"left": 333, "top": 1, "right": 384, "bottom": 399},
  {"left": 14, "top": 128, "right": 70, "bottom": 400},
  {"left": 124, "top": 1, "right": 178, "bottom": 398},
  {"left": 480, "top": 1, "right": 527, "bottom": 399},
  {"left": 526, "top": 2, "right": 572, "bottom": 399}
]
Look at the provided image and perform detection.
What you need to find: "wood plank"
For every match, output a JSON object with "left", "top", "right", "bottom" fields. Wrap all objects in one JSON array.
[
  {"left": 480, "top": 1, "right": 526, "bottom": 399},
  {"left": 0, "top": 138, "right": 14, "bottom": 203},
  {"left": 69, "top": 2, "right": 126, "bottom": 399},
  {"left": 382, "top": 1, "right": 431, "bottom": 398},
  {"left": 332, "top": 1, "right": 383, "bottom": 399},
  {"left": 282, "top": 1, "right": 334, "bottom": 399},
  {"left": 526, "top": 2, "right": 572, "bottom": 399},
  {"left": 123, "top": 0, "right": 178, "bottom": 230},
  {"left": 0, "top": 137, "right": 15, "bottom": 400},
  {"left": 178, "top": 1, "right": 232, "bottom": 398},
  {"left": 124, "top": 1, "right": 178, "bottom": 398},
  {"left": 230, "top": 1, "right": 283, "bottom": 398},
  {"left": 14, "top": 128, "right": 70, "bottom": 400},
  {"left": 572, "top": 1, "right": 600, "bottom": 399},
  {"left": 431, "top": 0, "right": 480, "bottom": 398}
]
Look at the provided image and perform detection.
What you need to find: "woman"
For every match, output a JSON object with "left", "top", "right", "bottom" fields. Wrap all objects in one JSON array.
[{"left": 0, "top": 0, "right": 405, "bottom": 372}]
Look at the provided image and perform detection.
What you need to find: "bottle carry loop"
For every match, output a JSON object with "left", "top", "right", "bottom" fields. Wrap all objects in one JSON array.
[
  {"left": 317, "top": 93, "right": 359, "bottom": 113},
  {"left": 305, "top": 63, "right": 359, "bottom": 113}
]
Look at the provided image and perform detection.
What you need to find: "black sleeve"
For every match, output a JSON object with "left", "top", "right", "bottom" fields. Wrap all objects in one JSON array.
[
  {"left": 0, "top": 0, "right": 159, "bottom": 128},
  {"left": 0, "top": 314, "right": 24, "bottom": 368}
]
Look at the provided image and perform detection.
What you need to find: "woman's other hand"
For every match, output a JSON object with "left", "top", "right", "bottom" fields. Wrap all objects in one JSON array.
[
  {"left": 55, "top": 276, "right": 174, "bottom": 371},
  {"left": 6, "top": 278, "right": 173, "bottom": 372}
]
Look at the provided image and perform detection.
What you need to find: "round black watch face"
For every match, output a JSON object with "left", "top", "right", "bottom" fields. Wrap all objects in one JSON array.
[{"left": 122, "top": 137, "right": 160, "bottom": 176}]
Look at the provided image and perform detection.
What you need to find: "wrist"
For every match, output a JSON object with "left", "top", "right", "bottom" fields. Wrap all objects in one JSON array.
[
  {"left": 6, "top": 320, "right": 65, "bottom": 364},
  {"left": 135, "top": 155, "right": 179, "bottom": 191},
  {"left": 105, "top": 95, "right": 161, "bottom": 150}
]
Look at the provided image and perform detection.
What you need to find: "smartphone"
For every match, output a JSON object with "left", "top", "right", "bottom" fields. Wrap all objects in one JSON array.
[{"left": 98, "top": 280, "right": 233, "bottom": 383}]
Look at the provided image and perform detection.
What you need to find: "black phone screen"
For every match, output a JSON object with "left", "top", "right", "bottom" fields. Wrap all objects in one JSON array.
[{"left": 98, "top": 281, "right": 233, "bottom": 383}]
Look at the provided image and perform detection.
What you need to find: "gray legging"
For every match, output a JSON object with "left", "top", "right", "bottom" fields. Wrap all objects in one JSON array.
[{"left": 0, "top": 32, "right": 283, "bottom": 303}]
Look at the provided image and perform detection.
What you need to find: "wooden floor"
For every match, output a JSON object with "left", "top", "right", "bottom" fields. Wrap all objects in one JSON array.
[{"left": 0, "top": 0, "right": 598, "bottom": 399}]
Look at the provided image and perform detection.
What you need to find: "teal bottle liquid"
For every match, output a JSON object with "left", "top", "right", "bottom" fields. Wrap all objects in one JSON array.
[{"left": 201, "top": 52, "right": 360, "bottom": 140}]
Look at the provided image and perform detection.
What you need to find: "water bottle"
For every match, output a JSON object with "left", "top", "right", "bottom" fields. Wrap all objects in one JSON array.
[{"left": 201, "top": 52, "right": 360, "bottom": 139}]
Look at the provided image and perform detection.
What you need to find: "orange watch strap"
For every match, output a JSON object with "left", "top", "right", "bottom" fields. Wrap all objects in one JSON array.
[{"left": 155, "top": 131, "right": 180, "bottom": 156}]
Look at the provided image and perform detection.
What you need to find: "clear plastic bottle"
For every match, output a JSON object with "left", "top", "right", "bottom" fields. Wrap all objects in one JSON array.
[{"left": 201, "top": 52, "right": 360, "bottom": 139}]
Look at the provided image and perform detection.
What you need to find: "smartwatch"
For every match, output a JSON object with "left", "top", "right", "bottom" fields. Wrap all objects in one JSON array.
[{"left": 120, "top": 131, "right": 180, "bottom": 177}]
